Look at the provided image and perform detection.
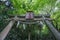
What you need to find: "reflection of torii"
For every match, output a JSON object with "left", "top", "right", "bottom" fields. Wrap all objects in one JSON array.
[{"left": 0, "top": 11, "right": 60, "bottom": 40}]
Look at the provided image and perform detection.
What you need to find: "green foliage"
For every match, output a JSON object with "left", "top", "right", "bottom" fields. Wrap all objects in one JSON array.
[
  {"left": 0, "top": 0, "right": 60, "bottom": 40},
  {"left": 10, "top": 0, "right": 57, "bottom": 14}
]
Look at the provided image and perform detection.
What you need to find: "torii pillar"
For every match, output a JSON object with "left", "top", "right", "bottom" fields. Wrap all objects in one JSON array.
[
  {"left": 45, "top": 20, "right": 60, "bottom": 40},
  {"left": 0, "top": 20, "right": 15, "bottom": 40}
]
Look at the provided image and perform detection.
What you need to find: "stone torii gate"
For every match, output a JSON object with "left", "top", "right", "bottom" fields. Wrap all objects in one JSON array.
[{"left": 0, "top": 11, "right": 60, "bottom": 40}]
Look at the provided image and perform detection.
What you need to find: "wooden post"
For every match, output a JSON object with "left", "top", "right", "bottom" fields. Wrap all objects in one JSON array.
[
  {"left": 28, "top": 24, "right": 31, "bottom": 40},
  {"left": 28, "top": 32, "right": 30, "bottom": 40},
  {"left": 0, "top": 20, "right": 15, "bottom": 40}
]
